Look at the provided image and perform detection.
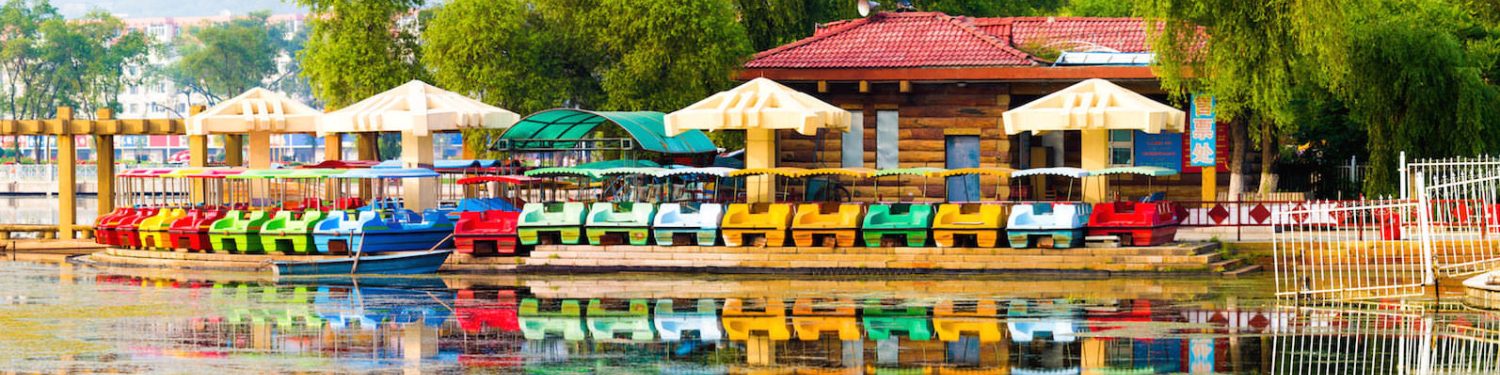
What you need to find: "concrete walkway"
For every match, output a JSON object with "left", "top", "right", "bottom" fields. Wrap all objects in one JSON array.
[{"left": 3, "top": 238, "right": 106, "bottom": 262}]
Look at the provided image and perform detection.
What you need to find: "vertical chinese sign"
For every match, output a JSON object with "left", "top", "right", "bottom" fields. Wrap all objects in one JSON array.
[{"left": 1189, "top": 94, "right": 1216, "bottom": 167}]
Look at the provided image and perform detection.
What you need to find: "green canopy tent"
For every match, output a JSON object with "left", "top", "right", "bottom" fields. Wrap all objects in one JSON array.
[{"left": 494, "top": 109, "right": 718, "bottom": 168}]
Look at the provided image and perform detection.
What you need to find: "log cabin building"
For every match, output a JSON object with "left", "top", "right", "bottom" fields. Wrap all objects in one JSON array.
[{"left": 739, "top": 12, "right": 1229, "bottom": 202}]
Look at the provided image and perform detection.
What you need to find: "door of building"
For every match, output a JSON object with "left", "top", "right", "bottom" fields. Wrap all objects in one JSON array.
[{"left": 945, "top": 135, "right": 980, "bottom": 202}]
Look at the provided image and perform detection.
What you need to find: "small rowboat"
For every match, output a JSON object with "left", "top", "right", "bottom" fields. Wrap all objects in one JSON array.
[{"left": 270, "top": 250, "right": 453, "bottom": 276}]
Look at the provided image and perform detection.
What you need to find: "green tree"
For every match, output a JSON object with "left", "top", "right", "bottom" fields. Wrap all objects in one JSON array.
[
  {"left": 295, "top": 0, "right": 426, "bottom": 110},
  {"left": 1142, "top": 0, "right": 1327, "bottom": 195},
  {"left": 168, "top": 12, "right": 278, "bottom": 104},
  {"left": 1060, "top": 0, "right": 1134, "bottom": 17},
  {"left": 591, "top": 0, "right": 754, "bottom": 111}
]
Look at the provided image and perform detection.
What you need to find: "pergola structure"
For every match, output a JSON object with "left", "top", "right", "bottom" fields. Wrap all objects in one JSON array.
[
  {"left": 1002, "top": 79, "right": 1186, "bottom": 202},
  {"left": 665, "top": 78, "right": 850, "bottom": 203},
  {"left": 318, "top": 80, "right": 520, "bottom": 210},
  {"left": 0, "top": 106, "right": 196, "bottom": 239}
]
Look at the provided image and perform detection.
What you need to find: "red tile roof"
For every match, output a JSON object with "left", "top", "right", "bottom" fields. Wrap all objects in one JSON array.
[
  {"left": 977, "top": 17, "right": 1152, "bottom": 53},
  {"left": 745, "top": 13, "right": 1164, "bottom": 70},
  {"left": 744, "top": 12, "right": 1035, "bottom": 69}
]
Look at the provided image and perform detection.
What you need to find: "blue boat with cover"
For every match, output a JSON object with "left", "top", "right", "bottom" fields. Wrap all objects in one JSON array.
[{"left": 312, "top": 168, "right": 455, "bottom": 254}]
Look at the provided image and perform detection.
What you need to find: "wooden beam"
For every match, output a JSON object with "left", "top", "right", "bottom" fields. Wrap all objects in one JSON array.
[
  {"left": 817, "top": 81, "right": 828, "bottom": 93},
  {"left": 858, "top": 81, "right": 870, "bottom": 93},
  {"left": 899, "top": 80, "right": 911, "bottom": 93}
]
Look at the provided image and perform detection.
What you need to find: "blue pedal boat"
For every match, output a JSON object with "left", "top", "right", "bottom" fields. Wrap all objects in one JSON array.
[
  {"left": 312, "top": 168, "right": 455, "bottom": 254},
  {"left": 272, "top": 250, "right": 453, "bottom": 275}
]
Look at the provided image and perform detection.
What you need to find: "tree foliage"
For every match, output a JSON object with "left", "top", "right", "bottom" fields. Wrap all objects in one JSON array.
[
  {"left": 1145, "top": 0, "right": 1500, "bottom": 195},
  {"left": 168, "top": 12, "right": 278, "bottom": 104},
  {"left": 295, "top": 0, "right": 426, "bottom": 110},
  {"left": 0, "top": 1, "right": 148, "bottom": 120}
]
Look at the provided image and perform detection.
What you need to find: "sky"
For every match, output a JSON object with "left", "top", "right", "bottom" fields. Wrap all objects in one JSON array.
[{"left": 56, "top": 0, "right": 304, "bottom": 18}]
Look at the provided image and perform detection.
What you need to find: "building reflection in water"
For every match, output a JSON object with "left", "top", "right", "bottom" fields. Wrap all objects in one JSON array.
[{"left": 73, "top": 273, "right": 1500, "bottom": 374}]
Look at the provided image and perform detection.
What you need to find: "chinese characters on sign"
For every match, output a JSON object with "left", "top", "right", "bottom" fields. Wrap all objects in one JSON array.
[
  {"left": 1189, "top": 94, "right": 1216, "bottom": 167},
  {"left": 1134, "top": 131, "right": 1182, "bottom": 172}
]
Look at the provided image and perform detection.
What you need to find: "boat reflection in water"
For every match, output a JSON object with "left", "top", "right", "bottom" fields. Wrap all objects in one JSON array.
[{"left": 45, "top": 269, "right": 1491, "bottom": 374}]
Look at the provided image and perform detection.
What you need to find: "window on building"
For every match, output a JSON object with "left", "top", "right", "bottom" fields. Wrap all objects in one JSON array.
[
  {"left": 176, "top": 103, "right": 187, "bottom": 114},
  {"left": 841, "top": 111, "right": 864, "bottom": 168},
  {"left": 1109, "top": 129, "right": 1133, "bottom": 166},
  {"left": 876, "top": 110, "right": 899, "bottom": 169},
  {"left": 128, "top": 103, "right": 140, "bottom": 114}
]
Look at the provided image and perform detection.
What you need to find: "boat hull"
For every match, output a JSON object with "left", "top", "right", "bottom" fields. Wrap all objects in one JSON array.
[
  {"left": 272, "top": 250, "right": 452, "bottom": 276},
  {"left": 313, "top": 227, "right": 453, "bottom": 254}
]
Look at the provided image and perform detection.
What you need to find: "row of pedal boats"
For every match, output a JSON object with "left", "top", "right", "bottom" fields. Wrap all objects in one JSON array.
[{"left": 94, "top": 163, "right": 1182, "bottom": 255}]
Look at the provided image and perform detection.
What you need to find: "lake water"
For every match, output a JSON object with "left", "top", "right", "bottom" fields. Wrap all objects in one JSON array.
[
  {"left": 0, "top": 195, "right": 98, "bottom": 225},
  {"left": 2, "top": 260, "right": 1497, "bottom": 373}
]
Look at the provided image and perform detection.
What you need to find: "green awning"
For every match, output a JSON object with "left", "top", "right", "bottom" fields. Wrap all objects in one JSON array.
[{"left": 498, "top": 109, "right": 717, "bottom": 154}]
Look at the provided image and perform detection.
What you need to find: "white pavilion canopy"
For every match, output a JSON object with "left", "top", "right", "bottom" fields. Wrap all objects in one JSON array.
[
  {"left": 187, "top": 87, "right": 320, "bottom": 136},
  {"left": 1002, "top": 78, "right": 1185, "bottom": 135},
  {"left": 665, "top": 77, "right": 849, "bottom": 136},
  {"left": 318, "top": 80, "right": 520, "bottom": 136}
]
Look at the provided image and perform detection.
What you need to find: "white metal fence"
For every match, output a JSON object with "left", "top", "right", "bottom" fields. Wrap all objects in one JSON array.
[{"left": 1278, "top": 155, "right": 1500, "bottom": 301}]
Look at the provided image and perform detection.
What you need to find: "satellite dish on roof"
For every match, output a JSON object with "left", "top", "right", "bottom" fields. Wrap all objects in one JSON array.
[{"left": 857, "top": 0, "right": 879, "bottom": 16}]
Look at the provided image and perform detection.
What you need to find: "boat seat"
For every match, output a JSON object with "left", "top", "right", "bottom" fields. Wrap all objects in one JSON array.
[
  {"left": 586, "top": 202, "right": 655, "bottom": 227},
  {"left": 933, "top": 203, "right": 1006, "bottom": 229},
  {"left": 519, "top": 299, "right": 586, "bottom": 341},
  {"left": 792, "top": 203, "right": 862, "bottom": 229},
  {"left": 586, "top": 299, "right": 654, "bottom": 341},
  {"left": 720, "top": 203, "right": 792, "bottom": 230},
  {"left": 519, "top": 202, "right": 587, "bottom": 227}
]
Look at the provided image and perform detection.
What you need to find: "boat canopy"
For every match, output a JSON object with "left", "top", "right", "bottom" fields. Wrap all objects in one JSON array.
[
  {"left": 227, "top": 169, "right": 299, "bottom": 179},
  {"left": 119, "top": 169, "right": 175, "bottom": 178},
  {"left": 433, "top": 160, "right": 481, "bottom": 170},
  {"left": 1012, "top": 167, "right": 1091, "bottom": 179},
  {"left": 161, "top": 168, "right": 210, "bottom": 179},
  {"left": 572, "top": 159, "right": 661, "bottom": 170},
  {"left": 455, "top": 175, "right": 540, "bottom": 185},
  {"left": 373, "top": 160, "right": 402, "bottom": 169},
  {"left": 797, "top": 167, "right": 874, "bottom": 178},
  {"left": 1089, "top": 166, "right": 1177, "bottom": 177},
  {"left": 871, "top": 167, "right": 946, "bottom": 178},
  {"left": 186, "top": 169, "right": 245, "bottom": 179},
  {"left": 341, "top": 168, "right": 440, "bottom": 179},
  {"left": 729, "top": 167, "right": 806, "bottom": 178},
  {"left": 300, "top": 160, "right": 380, "bottom": 169},
  {"left": 652, "top": 166, "right": 737, "bottom": 178},
  {"left": 524, "top": 167, "right": 597, "bottom": 179},
  {"left": 283, "top": 169, "right": 347, "bottom": 179},
  {"left": 498, "top": 109, "right": 717, "bottom": 154},
  {"left": 932, "top": 167, "right": 1013, "bottom": 178},
  {"left": 595, "top": 167, "right": 667, "bottom": 177}
]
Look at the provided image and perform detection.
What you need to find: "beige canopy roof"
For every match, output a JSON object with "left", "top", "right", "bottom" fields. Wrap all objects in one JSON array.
[
  {"left": 664, "top": 77, "right": 849, "bottom": 136},
  {"left": 318, "top": 80, "right": 520, "bottom": 136},
  {"left": 1003, "top": 79, "right": 1186, "bottom": 135},
  {"left": 187, "top": 88, "right": 320, "bottom": 135}
]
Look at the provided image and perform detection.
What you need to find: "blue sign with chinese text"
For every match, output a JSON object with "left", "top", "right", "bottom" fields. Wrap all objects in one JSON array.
[
  {"left": 1189, "top": 94, "right": 1216, "bottom": 167},
  {"left": 1134, "top": 131, "right": 1182, "bottom": 172}
]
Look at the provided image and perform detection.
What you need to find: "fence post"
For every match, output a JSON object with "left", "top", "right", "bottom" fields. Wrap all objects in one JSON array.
[
  {"left": 1400, "top": 151, "right": 1408, "bottom": 200},
  {"left": 1415, "top": 172, "right": 1436, "bottom": 286}
]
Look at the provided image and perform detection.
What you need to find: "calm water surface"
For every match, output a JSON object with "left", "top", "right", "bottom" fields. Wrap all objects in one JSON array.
[{"left": 1, "top": 260, "right": 1496, "bottom": 374}]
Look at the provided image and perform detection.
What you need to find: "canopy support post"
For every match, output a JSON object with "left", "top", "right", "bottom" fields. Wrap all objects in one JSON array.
[
  {"left": 401, "top": 131, "right": 437, "bottom": 211},
  {"left": 225, "top": 135, "right": 244, "bottom": 167},
  {"left": 746, "top": 128, "right": 776, "bottom": 203},
  {"left": 187, "top": 105, "right": 208, "bottom": 204},
  {"left": 1080, "top": 129, "right": 1108, "bottom": 203}
]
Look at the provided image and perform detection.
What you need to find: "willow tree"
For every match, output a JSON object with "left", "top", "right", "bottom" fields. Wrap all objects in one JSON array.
[{"left": 1140, "top": 0, "right": 1339, "bottom": 196}]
